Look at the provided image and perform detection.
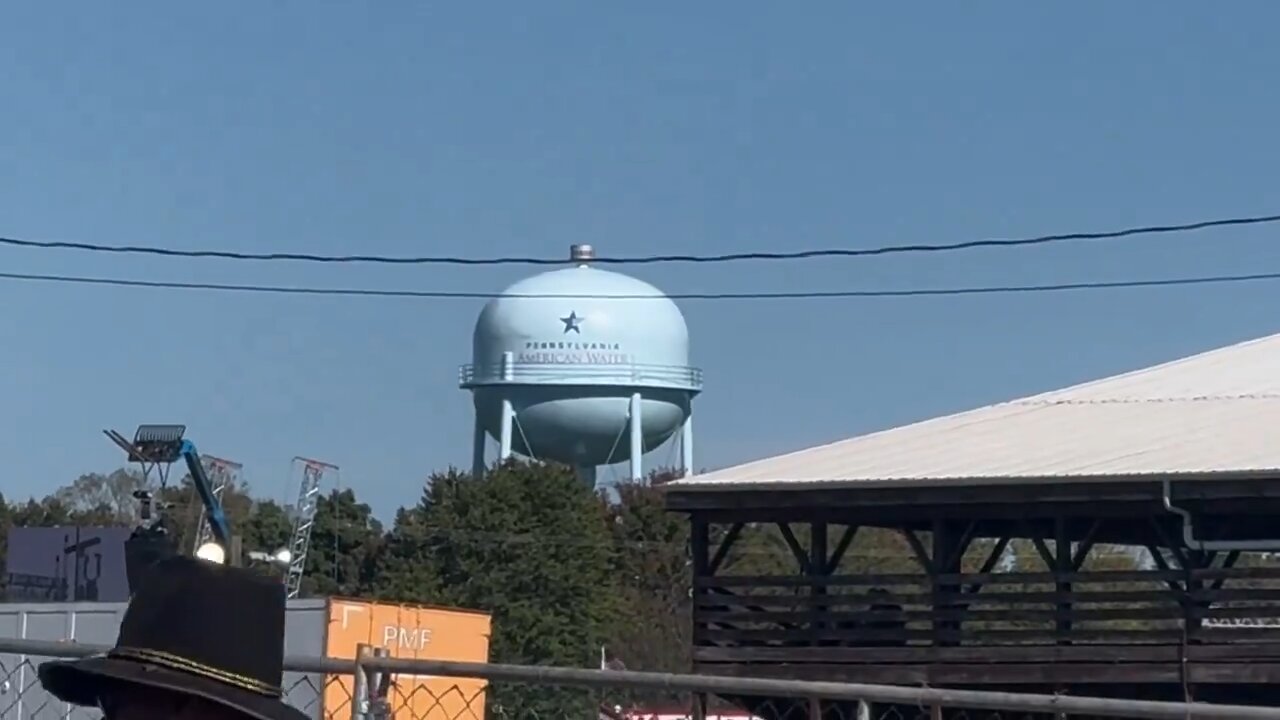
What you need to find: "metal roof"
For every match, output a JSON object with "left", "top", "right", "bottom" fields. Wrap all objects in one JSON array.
[{"left": 671, "top": 332, "right": 1280, "bottom": 491}]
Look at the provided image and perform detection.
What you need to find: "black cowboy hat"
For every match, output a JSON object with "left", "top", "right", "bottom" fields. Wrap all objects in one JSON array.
[{"left": 39, "top": 554, "right": 307, "bottom": 720}]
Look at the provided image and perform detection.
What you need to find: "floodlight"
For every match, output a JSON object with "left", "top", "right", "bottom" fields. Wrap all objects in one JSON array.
[
  {"left": 131, "top": 424, "right": 187, "bottom": 463},
  {"left": 273, "top": 548, "right": 293, "bottom": 565},
  {"left": 195, "top": 542, "right": 227, "bottom": 565}
]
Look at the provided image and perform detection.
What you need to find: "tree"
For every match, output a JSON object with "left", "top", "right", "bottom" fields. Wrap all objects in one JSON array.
[
  {"left": 410, "top": 460, "right": 619, "bottom": 720},
  {"left": 51, "top": 469, "right": 148, "bottom": 524},
  {"left": 607, "top": 471, "right": 691, "bottom": 673},
  {"left": 369, "top": 493, "right": 448, "bottom": 603},
  {"left": 241, "top": 499, "right": 294, "bottom": 559},
  {"left": 300, "top": 488, "right": 384, "bottom": 597}
]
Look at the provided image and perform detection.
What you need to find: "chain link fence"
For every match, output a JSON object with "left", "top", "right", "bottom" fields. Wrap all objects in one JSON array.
[{"left": 5, "top": 638, "right": 1280, "bottom": 720}]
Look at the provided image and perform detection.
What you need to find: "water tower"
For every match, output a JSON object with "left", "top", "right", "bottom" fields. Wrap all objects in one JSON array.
[{"left": 460, "top": 244, "right": 702, "bottom": 485}]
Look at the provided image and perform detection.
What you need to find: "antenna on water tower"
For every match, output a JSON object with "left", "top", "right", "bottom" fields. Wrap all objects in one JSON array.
[{"left": 460, "top": 244, "right": 702, "bottom": 487}]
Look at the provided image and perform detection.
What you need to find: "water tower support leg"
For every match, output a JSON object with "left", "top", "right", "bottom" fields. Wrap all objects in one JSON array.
[
  {"left": 471, "top": 414, "right": 487, "bottom": 479},
  {"left": 628, "top": 392, "right": 643, "bottom": 481},
  {"left": 681, "top": 411, "right": 694, "bottom": 477},
  {"left": 499, "top": 398, "right": 515, "bottom": 461}
]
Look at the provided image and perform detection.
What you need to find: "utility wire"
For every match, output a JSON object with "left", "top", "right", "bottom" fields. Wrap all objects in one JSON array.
[
  {"left": 1, "top": 268, "right": 1279, "bottom": 300},
  {"left": 2, "top": 212, "right": 1277, "bottom": 265}
]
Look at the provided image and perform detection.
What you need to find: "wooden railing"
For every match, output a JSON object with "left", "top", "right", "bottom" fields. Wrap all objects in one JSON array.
[{"left": 693, "top": 566, "right": 1280, "bottom": 648}]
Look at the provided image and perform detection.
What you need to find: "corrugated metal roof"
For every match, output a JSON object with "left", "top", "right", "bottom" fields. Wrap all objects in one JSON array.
[{"left": 671, "top": 332, "right": 1280, "bottom": 491}]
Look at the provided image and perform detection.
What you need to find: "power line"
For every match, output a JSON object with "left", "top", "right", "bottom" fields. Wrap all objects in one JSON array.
[
  {"left": 2, "top": 212, "right": 1277, "bottom": 265},
  {"left": 1, "top": 268, "right": 1279, "bottom": 300}
]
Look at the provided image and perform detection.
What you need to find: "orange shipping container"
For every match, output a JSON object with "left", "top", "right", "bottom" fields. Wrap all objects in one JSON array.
[{"left": 322, "top": 597, "right": 492, "bottom": 720}]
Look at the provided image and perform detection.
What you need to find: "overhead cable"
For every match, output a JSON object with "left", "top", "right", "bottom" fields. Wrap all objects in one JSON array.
[
  {"left": 1, "top": 212, "right": 1276, "bottom": 266},
  {"left": 0, "top": 268, "right": 1277, "bottom": 301}
]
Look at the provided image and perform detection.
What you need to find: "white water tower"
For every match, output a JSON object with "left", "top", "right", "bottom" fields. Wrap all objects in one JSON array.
[{"left": 459, "top": 244, "right": 702, "bottom": 485}]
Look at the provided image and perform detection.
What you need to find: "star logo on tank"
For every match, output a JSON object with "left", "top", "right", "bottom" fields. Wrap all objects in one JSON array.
[{"left": 560, "top": 311, "right": 583, "bottom": 334}]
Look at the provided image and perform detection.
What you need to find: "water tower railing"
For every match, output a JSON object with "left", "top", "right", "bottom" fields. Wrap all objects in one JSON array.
[{"left": 459, "top": 362, "right": 703, "bottom": 390}]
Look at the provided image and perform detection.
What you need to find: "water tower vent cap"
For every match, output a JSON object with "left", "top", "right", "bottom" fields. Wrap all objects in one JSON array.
[{"left": 569, "top": 244, "right": 596, "bottom": 264}]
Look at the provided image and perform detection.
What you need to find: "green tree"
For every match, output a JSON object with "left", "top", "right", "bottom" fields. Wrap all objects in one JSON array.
[
  {"left": 52, "top": 469, "right": 148, "bottom": 524},
  {"left": 301, "top": 488, "right": 384, "bottom": 597},
  {"left": 607, "top": 471, "right": 691, "bottom": 673},
  {"left": 415, "top": 460, "right": 618, "bottom": 720},
  {"left": 369, "top": 492, "right": 450, "bottom": 602},
  {"left": 241, "top": 499, "right": 294, "bottom": 558}
]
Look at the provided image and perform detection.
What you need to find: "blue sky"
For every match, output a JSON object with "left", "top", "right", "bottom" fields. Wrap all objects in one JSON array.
[{"left": 2, "top": 2, "right": 1279, "bottom": 519}]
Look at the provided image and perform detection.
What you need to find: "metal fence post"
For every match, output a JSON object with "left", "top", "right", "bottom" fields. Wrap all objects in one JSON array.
[
  {"left": 350, "top": 643, "right": 373, "bottom": 720},
  {"left": 856, "top": 700, "right": 871, "bottom": 720},
  {"left": 368, "top": 646, "right": 392, "bottom": 720}
]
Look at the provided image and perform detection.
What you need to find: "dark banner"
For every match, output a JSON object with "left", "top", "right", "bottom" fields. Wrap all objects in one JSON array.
[{"left": 5, "top": 526, "right": 132, "bottom": 603}]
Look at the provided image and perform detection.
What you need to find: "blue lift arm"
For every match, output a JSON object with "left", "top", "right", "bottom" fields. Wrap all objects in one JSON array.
[{"left": 179, "top": 439, "right": 231, "bottom": 548}]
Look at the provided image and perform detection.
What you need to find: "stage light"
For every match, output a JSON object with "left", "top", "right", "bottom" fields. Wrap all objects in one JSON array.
[{"left": 195, "top": 542, "right": 227, "bottom": 565}]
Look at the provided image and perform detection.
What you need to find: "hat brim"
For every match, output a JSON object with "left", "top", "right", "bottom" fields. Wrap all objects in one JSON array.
[{"left": 38, "top": 656, "right": 309, "bottom": 720}]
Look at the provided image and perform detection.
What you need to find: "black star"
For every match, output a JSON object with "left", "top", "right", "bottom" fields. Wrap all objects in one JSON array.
[{"left": 560, "top": 311, "right": 583, "bottom": 334}]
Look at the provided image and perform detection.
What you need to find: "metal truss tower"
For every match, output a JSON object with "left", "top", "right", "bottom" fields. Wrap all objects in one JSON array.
[{"left": 284, "top": 456, "right": 338, "bottom": 599}]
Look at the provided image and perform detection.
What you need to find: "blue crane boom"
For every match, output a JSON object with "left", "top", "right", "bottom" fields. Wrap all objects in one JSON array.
[{"left": 179, "top": 438, "right": 231, "bottom": 548}]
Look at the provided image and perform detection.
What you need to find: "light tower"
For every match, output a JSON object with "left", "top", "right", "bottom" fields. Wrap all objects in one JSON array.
[{"left": 460, "top": 244, "right": 702, "bottom": 485}]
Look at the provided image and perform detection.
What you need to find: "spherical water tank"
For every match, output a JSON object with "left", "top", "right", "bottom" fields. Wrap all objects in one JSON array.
[{"left": 460, "top": 246, "right": 702, "bottom": 469}]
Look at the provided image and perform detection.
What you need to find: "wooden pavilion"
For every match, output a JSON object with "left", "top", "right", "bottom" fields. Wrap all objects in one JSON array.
[{"left": 665, "top": 333, "right": 1280, "bottom": 714}]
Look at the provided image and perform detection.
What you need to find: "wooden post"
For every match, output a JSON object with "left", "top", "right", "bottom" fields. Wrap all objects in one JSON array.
[
  {"left": 810, "top": 521, "right": 828, "bottom": 645},
  {"left": 691, "top": 693, "right": 707, "bottom": 720},
  {"left": 1054, "top": 516, "right": 1072, "bottom": 642},
  {"left": 931, "top": 519, "right": 952, "bottom": 645},
  {"left": 229, "top": 535, "right": 244, "bottom": 568}
]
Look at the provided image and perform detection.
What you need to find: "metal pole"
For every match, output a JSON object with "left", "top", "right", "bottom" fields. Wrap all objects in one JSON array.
[
  {"left": 680, "top": 408, "right": 694, "bottom": 477},
  {"left": 499, "top": 399, "right": 514, "bottom": 460},
  {"left": 2, "top": 638, "right": 1279, "bottom": 720},
  {"left": 499, "top": 350, "right": 515, "bottom": 461},
  {"left": 367, "top": 646, "right": 392, "bottom": 720},
  {"left": 350, "top": 643, "right": 372, "bottom": 720},
  {"left": 628, "top": 392, "right": 643, "bottom": 480},
  {"left": 324, "top": 655, "right": 1280, "bottom": 720},
  {"left": 471, "top": 413, "right": 486, "bottom": 479}
]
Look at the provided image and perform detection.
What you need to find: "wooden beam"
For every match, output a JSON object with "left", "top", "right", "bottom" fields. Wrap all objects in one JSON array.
[
  {"left": 1054, "top": 515, "right": 1072, "bottom": 639},
  {"left": 1071, "top": 518, "right": 1102, "bottom": 570},
  {"left": 694, "top": 643, "right": 1280, "bottom": 664},
  {"left": 945, "top": 520, "right": 978, "bottom": 570},
  {"left": 696, "top": 564, "right": 1280, "bottom": 588},
  {"left": 809, "top": 520, "right": 828, "bottom": 644},
  {"left": 826, "top": 525, "right": 858, "bottom": 574},
  {"left": 665, "top": 476, "right": 1280, "bottom": 513},
  {"left": 776, "top": 523, "right": 810, "bottom": 572},
  {"left": 692, "top": 660, "right": 1280, "bottom": 686},
  {"left": 1210, "top": 550, "right": 1242, "bottom": 591},
  {"left": 963, "top": 536, "right": 1010, "bottom": 595},
  {"left": 707, "top": 522, "right": 742, "bottom": 575},
  {"left": 900, "top": 529, "right": 933, "bottom": 573}
]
